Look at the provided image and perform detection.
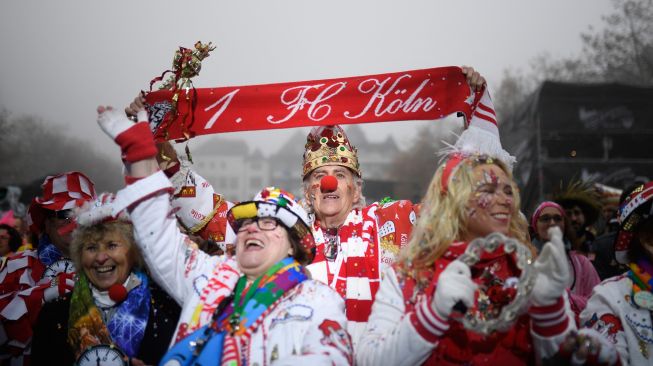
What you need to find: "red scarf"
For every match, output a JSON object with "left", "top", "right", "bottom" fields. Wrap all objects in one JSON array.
[{"left": 145, "top": 66, "right": 482, "bottom": 141}]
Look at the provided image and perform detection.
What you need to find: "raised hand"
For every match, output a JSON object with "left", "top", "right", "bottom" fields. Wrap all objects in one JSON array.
[
  {"left": 531, "top": 227, "right": 570, "bottom": 306},
  {"left": 96, "top": 105, "right": 156, "bottom": 163},
  {"left": 432, "top": 260, "right": 477, "bottom": 318}
]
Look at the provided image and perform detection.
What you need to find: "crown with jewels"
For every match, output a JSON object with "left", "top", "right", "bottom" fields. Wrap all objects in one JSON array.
[{"left": 302, "top": 125, "right": 360, "bottom": 179}]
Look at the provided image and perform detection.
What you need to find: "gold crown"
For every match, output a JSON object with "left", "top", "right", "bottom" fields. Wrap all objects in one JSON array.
[{"left": 302, "top": 125, "right": 360, "bottom": 178}]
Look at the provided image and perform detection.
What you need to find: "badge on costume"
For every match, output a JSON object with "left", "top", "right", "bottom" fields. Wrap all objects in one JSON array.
[{"left": 634, "top": 291, "right": 653, "bottom": 310}]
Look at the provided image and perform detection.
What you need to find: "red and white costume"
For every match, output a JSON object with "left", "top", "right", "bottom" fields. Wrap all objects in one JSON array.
[
  {"left": 307, "top": 199, "right": 417, "bottom": 346},
  {"left": 0, "top": 171, "right": 94, "bottom": 366},
  {"left": 357, "top": 241, "right": 576, "bottom": 365}
]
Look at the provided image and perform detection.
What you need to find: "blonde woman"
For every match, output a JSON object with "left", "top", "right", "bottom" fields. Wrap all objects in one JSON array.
[{"left": 357, "top": 154, "right": 576, "bottom": 365}]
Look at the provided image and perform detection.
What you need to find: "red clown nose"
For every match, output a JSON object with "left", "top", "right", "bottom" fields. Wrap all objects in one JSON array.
[
  {"left": 320, "top": 176, "right": 338, "bottom": 193},
  {"left": 108, "top": 283, "right": 128, "bottom": 303}
]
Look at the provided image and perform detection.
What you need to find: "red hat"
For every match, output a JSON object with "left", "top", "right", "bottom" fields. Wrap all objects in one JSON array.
[{"left": 27, "top": 172, "right": 96, "bottom": 234}]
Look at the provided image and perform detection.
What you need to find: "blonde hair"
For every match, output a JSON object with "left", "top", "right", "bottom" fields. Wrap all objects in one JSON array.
[
  {"left": 70, "top": 221, "right": 144, "bottom": 274},
  {"left": 400, "top": 155, "right": 531, "bottom": 273}
]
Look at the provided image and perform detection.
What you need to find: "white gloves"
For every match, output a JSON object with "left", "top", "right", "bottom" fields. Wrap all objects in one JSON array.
[
  {"left": 432, "top": 260, "right": 477, "bottom": 318},
  {"left": 97, "top": 107, "right": 156, "bottom": 163},
  {"left": 531, "top": 226, "right": 570, "bottom": 306},
  {"left": 97, "top": 108, "right": 138, "bottom": 140}
]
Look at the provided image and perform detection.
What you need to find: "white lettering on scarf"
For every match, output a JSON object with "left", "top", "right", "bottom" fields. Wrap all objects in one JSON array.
[
  {"left": 344, "top": 74, "right": 437, "bottom": 119},
  {"left": 203, "top": 89, "right": 240, "bottom": 129},
  {"left": 267, "top": 82, "right": 347, "bottom": 124}
]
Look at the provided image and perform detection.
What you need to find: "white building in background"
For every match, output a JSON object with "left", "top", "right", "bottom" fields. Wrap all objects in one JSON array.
[
  {"left": 186, "top": 125, "right": 400, "bottom": 202},
  {"left": 191, "top": 138, "right": 269, "bottom": 201}
]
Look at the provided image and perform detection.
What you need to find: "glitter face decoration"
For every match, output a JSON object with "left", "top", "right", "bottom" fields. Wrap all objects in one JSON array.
[{"left": 464, "top": 164, "right": 515, "bottom": 242}]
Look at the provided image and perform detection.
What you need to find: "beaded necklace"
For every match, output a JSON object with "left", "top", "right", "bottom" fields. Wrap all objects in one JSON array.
[{"left": 629, "top": 260, "right": 653, "bottom": 310}]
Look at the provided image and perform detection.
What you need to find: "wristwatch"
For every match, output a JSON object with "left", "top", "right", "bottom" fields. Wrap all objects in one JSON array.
[{"left": 76, "top": 344, "right": 128, "bottom": 366}]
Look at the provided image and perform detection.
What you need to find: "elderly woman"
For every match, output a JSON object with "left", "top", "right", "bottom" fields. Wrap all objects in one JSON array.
[
  {"left": 357, "top": 153, "right": 576, "bottom": 365},
  {"left": 580, "top": 181, "right": 653, "bottom": 365},
  {"left": 531, "top": 201, "right": 600, "bottom": 316},
  {"left": 31, "top": 197, "right": 180, "bottom": 366},
  {"left": 94, "top": 106, "right": 351, "bottom": 365}
]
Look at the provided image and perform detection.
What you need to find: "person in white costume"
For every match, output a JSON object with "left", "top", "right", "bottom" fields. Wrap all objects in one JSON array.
[
  {"left": 94, "top": 105, "right": 352, "bottom": 365},
  {"left": 580, "top": 181, "right": 653, "bottom": 365}
]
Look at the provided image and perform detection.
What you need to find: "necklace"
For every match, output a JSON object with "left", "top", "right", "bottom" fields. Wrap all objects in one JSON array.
[{"left": 323, "top": 228, "right": 339, "bottom": 261}]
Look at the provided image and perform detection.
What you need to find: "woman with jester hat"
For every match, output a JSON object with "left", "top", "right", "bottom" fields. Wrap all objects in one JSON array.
[
  {"left": 93, "top": 105, "right": 352, "bottom": 365},
  {"left": 579, "top": 181, "right": 653, "bottom": 365},
  {"left": 357, "top": 88, "right": 578, "bottom": 365}
]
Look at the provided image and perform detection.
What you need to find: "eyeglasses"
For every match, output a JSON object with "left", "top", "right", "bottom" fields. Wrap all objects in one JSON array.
[
  {"left": 537, "top": 214, "right": 563, "bottom": 224},
  {"left": 236, "top": 217, "right": 280, "bottom": 232},
  {"left": 47, "top": 209, "right": 74, "bottom": 221}
]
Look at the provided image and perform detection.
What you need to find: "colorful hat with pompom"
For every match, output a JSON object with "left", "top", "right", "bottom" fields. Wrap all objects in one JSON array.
[
  {"left": 302, "top": 125, "right": 360, "bottom": 179},
  {"left": 614, "top": 181, "right": 653, "bottom": 264},
  {"left": 227, "top": 187, "right": 315, "bottom": 263}
]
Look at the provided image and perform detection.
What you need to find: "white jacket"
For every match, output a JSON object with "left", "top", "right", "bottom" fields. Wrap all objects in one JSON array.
[
  {"left": 581, "top": 274, "right": 653, "bottom": 366},
  {"left": 114, "top": 172, "right": 352, "bottom": 365}
]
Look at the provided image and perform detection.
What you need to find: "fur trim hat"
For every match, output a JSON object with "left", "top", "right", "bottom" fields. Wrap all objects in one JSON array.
[{"left": 552, "top": 180, "right": 602, "bottom": 227}]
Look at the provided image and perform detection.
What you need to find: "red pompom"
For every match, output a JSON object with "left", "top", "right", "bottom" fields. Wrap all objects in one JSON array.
[
  {"left": 320, "top": 176, "right": 338, "bottom": 193},
  {"left": 108, "top": 284, "right": 128, "bottom": 303}
]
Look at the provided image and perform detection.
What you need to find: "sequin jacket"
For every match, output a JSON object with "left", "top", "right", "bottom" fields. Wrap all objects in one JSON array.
[
  {"left": 581, "top": 274, "right": 653, "bottom": 365},
  {"left": 114, "top": 172, "right": 353, "bottom": 365}
]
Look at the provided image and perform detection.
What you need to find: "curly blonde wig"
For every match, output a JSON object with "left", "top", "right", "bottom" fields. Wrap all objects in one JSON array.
[{"left": 400, "top": 155, "right": 531, "bottom": 273}]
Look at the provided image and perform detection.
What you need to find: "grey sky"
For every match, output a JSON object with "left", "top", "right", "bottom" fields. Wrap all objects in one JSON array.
[{"left": 0, "top": 1, "right": 613, "bottom": 159}]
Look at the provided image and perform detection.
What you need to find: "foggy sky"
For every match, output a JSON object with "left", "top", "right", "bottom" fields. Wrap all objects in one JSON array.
[{"left": 0, "top": 1, "right": 613, "bottom": 159}]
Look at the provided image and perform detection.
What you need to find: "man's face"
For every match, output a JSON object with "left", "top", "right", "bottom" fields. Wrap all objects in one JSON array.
[
  {"left": 43, "top": 209, "right": 75, "bottom": 255},
  {"left": 565, "top": 205, "right": 586, "bottom": 233},
  {"left": 304, "top": 165, "right": 361, "bottom": 228}
]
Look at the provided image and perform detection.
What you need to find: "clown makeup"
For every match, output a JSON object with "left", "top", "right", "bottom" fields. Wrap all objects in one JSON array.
[
  {"left": 304, "top": 165, "right": 360, "bottom": 229},
  {"left": 463, "top": 164, "right": 515, "bottom": 242}
]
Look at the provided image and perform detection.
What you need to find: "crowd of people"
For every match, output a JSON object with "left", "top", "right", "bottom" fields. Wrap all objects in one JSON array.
[{"left": 0, "top": 66, "right": 649, "bottom": 365}]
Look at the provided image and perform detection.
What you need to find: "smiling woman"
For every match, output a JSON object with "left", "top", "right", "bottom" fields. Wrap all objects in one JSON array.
[{"left": 30, "top": 196, "right": 181, "bottom": 366}]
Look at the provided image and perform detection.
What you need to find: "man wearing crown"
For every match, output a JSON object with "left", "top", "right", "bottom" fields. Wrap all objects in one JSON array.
[{"left": 297, "top": 67, "right": 486, "bottom": 347}]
